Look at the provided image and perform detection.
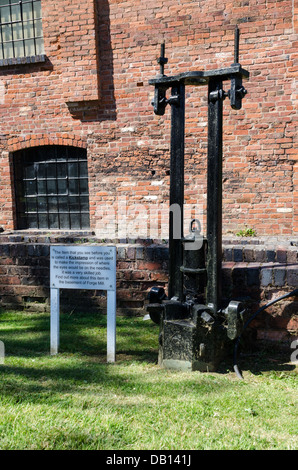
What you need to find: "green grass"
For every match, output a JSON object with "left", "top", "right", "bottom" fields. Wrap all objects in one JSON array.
[{"left": 0, "top": 310, "right": 297, "bottom": 450}]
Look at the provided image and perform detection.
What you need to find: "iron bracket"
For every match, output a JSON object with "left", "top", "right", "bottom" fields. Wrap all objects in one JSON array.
[{"left": 224, "top": 300, "right": 246, "bottom": 340}]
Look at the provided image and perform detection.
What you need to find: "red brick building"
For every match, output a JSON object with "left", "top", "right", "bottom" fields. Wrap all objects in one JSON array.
[{"left": 0, "top": 0, "right": 296, "bottom": 340}]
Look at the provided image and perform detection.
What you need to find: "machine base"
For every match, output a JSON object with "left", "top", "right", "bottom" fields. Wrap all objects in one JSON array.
[{"left": 158, "top": 316, "right": 230, "bottom": 372}]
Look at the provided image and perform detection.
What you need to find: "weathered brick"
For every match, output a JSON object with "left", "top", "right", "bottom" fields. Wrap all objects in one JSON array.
[
  {"left": 117, "top": 246, "right": 126, "bottom": 260},
  {"left": 233, "top": 247, "right": 243, "bottom": 262},
  {"left": 287, "top": 266, "right": 298, "bottom": 288},
  {"left": 255, "top": 249, "right": 266, "bottom": 263},
  {"left": 266, "top": 250, "right": 276, "bottom": 262},
  {"left": 287, "top": 249, "right": 298, "bottom": 264},
  {"left": 273, "top": 266, "right": 286, "bottom": 287},
  {"left": 276, "top": 248, "right": 287, "bottom": 263},
  {"left": 246, "top": 265, "right": 260, "bottom": 286},
  {"left": 135, "top": 246, "right": 144, "bottom": 260},
  {"left": 126, "top": 247, "right": 136, "bottom": 260},
  {"left": 244, "top": 248, "right": 255, "bottom": 262},
  {"left": 260, "top": 264, "right": 273, "bottom": 287},
  {"left": 232, "top": 263, "right": 247, "bottom": 287},
  {"left": 145, "top": 247, "right": 156, "bottom": 261},
  {"left": 223, "top": 247, "right": 233, "bottom": 261}
]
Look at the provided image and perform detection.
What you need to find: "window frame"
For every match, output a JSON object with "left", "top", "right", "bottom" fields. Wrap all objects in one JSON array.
[
  {"left": 14, "top": 146, "right": 91, "bottom": 231},
  {"left": 0, "top": 0, "right": 45, "bottom": 66}
]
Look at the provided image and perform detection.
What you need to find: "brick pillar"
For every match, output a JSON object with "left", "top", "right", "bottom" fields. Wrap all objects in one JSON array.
[
  {"left": 294, "top": 162, "right": 298, "bottom": 234},
  {"left": 0, "top": 150, "right": 14, "bottom": 230}
]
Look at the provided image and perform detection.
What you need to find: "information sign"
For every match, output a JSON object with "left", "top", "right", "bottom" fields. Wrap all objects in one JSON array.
[{"left": 50, "top": 245, "right": 116, "bottom": 362}]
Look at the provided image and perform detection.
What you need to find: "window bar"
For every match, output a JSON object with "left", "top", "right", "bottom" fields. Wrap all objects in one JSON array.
[
  {"left": 19, "top": 152, "right": 24, "bottom": 225},
  {"left": 45, "top": 161, "right": 50, "bottom": 229},
  {"left": 33, "top": 161, "right": 40, "bottom": 229},
  {"left": 28, "top": 155, "right": 38, "bottom": 228},
  {"left": 23, "top": 154, "right": 30, "bottom": 228},
  {"left": 9, "top": 0, "right": 16, "bottom": 58},
  {"left": 66, "top": 147, "right": 71, "bottom": 229},
  {"left": 77, "top": 154, "right": 82, "bottom": 228},
  {"left": 30, "top": 0, "right": 36, "bottom": 55},
  {"left": 19, "top": 0, "right": 26, "bottom": 57},
  {"left": 22, "top": 152, "right": 27, "bottom": 227},
  {"left": 0, "top": 7, "right": 5, "bottom": 59},
  {"left": 33, "top": 179, "right": 38, "bottom": 229},
  {"left": 55, "top": 155, "right": 61, "bottom": 229},
  {"left": 57, "top": 158, "right": 64, "bottom": 228}
]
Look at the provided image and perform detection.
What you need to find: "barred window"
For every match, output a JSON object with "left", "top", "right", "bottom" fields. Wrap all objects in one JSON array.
[
  {"left": 14, "top": 146, "right": 90, "bottom": 230},
  {"left": 0, "top": 0, "right": 44, "bottom": 61}
]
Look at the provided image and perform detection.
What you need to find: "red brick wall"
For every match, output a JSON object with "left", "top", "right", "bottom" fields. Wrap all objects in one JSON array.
[{"left": 0, "top": 0, "right": 296, "bottom": 236}]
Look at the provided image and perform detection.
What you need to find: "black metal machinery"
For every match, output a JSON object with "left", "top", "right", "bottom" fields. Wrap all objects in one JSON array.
[{"left": 146, "top": 27, "right": 250, "bottom": 372}]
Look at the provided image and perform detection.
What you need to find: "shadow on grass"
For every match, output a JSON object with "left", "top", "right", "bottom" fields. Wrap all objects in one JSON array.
[
  {"left": 0, "top": 310, "right": 296, "bottom": 403},
  {"left": 0, "top": 359, "right": 240, "bottom": 410},
  {"left": 218, "top": 337, "right": 297, "bottom": 377},
  {"left": 0, "top": 311, "right": 245, "bottom": 408},
  {"left": 0, "top": 311, "right": 159, "bottom": 362}
]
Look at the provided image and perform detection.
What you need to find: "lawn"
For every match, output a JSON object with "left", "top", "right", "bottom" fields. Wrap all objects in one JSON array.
[{"left": 0, "top": 309, "right": 297, "bottom": 450}]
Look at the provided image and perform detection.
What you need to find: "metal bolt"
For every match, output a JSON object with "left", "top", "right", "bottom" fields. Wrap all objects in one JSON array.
[{"left": 209, "top": 89, "right": 228, "bottom": 102}]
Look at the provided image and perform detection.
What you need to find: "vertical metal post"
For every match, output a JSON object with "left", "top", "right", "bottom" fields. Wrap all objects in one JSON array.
[
  {"left": 206, "top": 78, "right": 223, "bottom": 314},
  {"left": 234, "top": 25, "right": 240, "bottom": 64},
  {"left": 50, "top": 287, "right": 60, "bottom": 355},
  {"left": 168, "top": 82, "right": 185, "bottom": 301},
  {"left": 107, "top": 290, "right": 116, "bottom": 363},
  {"left": 158, "top": 42, "right": 168, "bottom": 76}
]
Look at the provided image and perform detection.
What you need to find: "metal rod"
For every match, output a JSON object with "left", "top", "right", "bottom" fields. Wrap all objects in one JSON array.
[
  {"left": 160, "top": 42, "right": 165, "bottom": 75},
  {"left": 158, "top": 41, "right": 168, "bottom": 76},
  {"left": 206, "top": 78, "right": 223, "bottom": 314},
  {"left": 234, "top": 25, "right": 240, "bottom": 64},
  {"left": 168, "top": 82, "right": 185, "bottom": 301},
  {"left": 107, "top": 290, "right": 117, "bottom": 363}
]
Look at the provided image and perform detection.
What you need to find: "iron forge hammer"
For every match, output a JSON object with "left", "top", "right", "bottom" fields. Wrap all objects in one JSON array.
[{"left": 147, "top": 27, "right": 250, "bottom": 372}]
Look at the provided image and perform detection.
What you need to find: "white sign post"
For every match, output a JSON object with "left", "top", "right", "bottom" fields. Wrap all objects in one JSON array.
[{"left": 50, "top": 245, "right": 117, "bottom": 362}]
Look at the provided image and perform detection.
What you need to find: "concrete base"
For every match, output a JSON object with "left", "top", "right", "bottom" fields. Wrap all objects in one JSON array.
[{"left": 160, "top": 359, "right": 218, "bottom": 372}]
